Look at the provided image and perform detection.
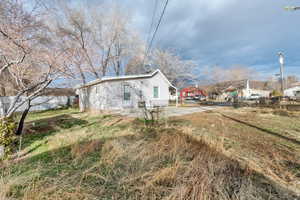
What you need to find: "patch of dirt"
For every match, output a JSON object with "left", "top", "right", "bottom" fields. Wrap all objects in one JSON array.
[{"left": 24, "top": 114, "right": 88, "bottom": 134}]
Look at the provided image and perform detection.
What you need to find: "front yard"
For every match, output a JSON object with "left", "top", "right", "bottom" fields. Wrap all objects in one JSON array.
[{"left": 0, "top": 107, "right": 299, "bottom": 199}]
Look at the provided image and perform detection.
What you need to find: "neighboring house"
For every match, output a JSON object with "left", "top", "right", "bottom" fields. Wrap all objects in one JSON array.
[
  {"left": 75, "top": 69, "right": 177, "bottom": 112},
  {"left": 211, "top": 80, "right": 271, "bottom": 100},
  {"left": 240, "top": 80, "right": 271, "bottom": 99},
  {"left": 284, "top": 86, "right": 300, "bottom": 97},
  {"left": 0, "top": 88, "right": 76, "bottom": 117},
  {"left": 180, "top": 87, "right": 207, "bottom": 99}
]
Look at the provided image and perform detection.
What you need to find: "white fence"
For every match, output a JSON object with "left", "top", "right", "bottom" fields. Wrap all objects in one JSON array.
[{"left": 0, "top": 96, "right": 76, "bottom": 116}]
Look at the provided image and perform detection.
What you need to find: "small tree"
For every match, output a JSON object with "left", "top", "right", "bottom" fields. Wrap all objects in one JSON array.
[
  {"left": 0, "top": 118, "right": 16, "bottom": 157},
  {"left": 271, "top": 90, "right": 283, "bottom": 97}
]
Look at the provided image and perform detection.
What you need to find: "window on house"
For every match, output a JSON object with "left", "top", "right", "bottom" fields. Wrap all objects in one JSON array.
[
  {"left": 124, "top": 85, "right": 131, "bottom": 101},
  {"left": 153, "top": 86, "right": 159, "bottom": 98},
  {"left": 139, "top": 90, "right": 143, "bottom": 99}
]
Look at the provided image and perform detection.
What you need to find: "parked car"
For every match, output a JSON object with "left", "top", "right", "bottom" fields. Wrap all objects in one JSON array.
[
  {"left": 184, "top": 96, "right": 194, "bottom": 100},
  {"left": 248, "top": 94, "right": 261, "bottom": 100},
  {"left": 194, "top": 95, "right": 207, "bottom": 101},
  {"left": 288, "top": 96, "right": 300, "bottom": 102}
]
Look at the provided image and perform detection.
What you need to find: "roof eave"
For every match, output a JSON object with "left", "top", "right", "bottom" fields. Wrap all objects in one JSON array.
[{"left": 75, "top": 69, "right": 177, "bottom": 90}]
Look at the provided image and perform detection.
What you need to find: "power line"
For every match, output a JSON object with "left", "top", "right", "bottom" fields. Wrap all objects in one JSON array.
[
  {"left": 143, "top": 0, "right": 159, "bottom": 67},
  {"left": 146, "top": 0, "right": 159, "bottom": 47},
  {"left": 144, "top": 0, "right": 170, "bottom": 65},
  {"left": 147, "top": 0, "right": 170, "bottom": 55}
]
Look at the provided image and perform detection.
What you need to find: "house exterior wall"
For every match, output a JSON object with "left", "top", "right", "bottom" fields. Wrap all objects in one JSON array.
[
  {"left": 77, "top": 72, "right": 171, "bottom": 111},
  {"left": 284, "top": 86, "right": 300, "bottom": 97},
  {"left": 0, "top": 96, "right": 75, "bottom": 116}
]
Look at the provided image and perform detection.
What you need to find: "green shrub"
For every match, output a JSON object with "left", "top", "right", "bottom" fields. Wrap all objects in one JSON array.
[
  {"left": 271, "top": 90, "right": 283, "bottom": 97},
  {"left": 0, "top": 118, "right": 17, "bottom": 157}
]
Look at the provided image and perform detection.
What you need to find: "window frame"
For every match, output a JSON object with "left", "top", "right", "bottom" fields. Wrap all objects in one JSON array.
[
  {"left": 123, "top": 84, "right": 131, "bottom": 101},
  {"left": 153, "top": 86, "right": 159, "bottom": 99}
]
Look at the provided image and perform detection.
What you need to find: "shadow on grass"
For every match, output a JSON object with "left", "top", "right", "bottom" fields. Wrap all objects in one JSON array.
[
  {"left": 22, "top": 114, "right": 88, "bottom": 151},
  {"left": 28, "top": 108, "right": 80, "bottom": 116},
  {"left": 219, "top": 113, "right": 300, "bottom": 146},
  {"left": 7, "top": 134, "right": 135, "bottom": 199}
]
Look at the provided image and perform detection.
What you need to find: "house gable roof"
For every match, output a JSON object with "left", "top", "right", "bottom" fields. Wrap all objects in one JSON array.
[{"left": 75, "top": 69, "right": 177, "bottom": 89}]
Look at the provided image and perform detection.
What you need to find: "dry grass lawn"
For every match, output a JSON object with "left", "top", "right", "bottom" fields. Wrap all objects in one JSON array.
[
  {"left": 171, "top": 107, "right": 300, "bottom": 195},
  {"left": 0, "top": 108, "right": 299, "bottom": 199}
]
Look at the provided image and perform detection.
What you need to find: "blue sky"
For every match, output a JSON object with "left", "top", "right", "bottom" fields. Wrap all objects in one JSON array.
[{"left": 111, "top": 0, "right": 300, "bottom": 80}]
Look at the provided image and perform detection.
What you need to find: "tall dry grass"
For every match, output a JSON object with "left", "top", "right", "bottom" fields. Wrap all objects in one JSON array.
[
  {"left": 97, "top": 126, "right": 294, "bottom": 199},
  {"left": 1, "top": 121, "right": 297, "bottom": 199}
]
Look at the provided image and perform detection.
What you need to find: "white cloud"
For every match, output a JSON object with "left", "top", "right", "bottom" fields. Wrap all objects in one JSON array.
[{"left": 105, "top": 0, "right": 300, "bottom": 78}]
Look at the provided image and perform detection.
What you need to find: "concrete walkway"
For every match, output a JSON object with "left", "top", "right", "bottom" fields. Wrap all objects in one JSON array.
[
  {"left": 118, "top": 106, "right": 217, "bottom": 118},
  {"left": 163, "top": 106, "right": 217, "bottom": 117}
]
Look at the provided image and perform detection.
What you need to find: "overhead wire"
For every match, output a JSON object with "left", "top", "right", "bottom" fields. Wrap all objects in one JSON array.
[
  {"left": 143, "top": 0, "right": 170, "bottom": 67},
  {"left": 146, "top": 0, "right": 159, "bottom": 47}
]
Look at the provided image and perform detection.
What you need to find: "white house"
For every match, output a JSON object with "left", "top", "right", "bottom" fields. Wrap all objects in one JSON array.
[
  {"left": 284, "top": 86, "right": 300, "bottom": 97},
  {"left": 215, "top": 80, "right": 271, "bottom": 100},
  {"left": 75, "top": 69, "right": 178, "bottom": 112},
  {"left": 240, "top": 80, "right": 270, "bottom": 99}
]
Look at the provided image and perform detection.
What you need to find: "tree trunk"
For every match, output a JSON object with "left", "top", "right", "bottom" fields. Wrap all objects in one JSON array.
[
  {"left": 113, "top": 60, "right": 121, "bottom": 76},
  {"left": 15, "top": 100, "right": 31, "bottom": 136},
  {"left": 0, "top": 84, "right": 6, "bottom": 96}
]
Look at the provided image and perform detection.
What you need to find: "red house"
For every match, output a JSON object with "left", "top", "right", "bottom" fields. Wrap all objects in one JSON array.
[{"left": 180, "top": 87, "right": 207, "bottom": 100}]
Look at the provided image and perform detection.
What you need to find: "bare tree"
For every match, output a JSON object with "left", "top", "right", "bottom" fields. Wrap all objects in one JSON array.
[
  {"left": 90, "top": 4, "right": 143, "bottom": 77},
  {"left": 125, "top": 49, "right": 196, "bottom": 88},
  {"left": 227, "top": 65, "right": 258, "bottom": 81},
  {"left": 55, "top": 7, "right": 98, "bottom": 83},
  {"left": 49, "top": 2, "right": 142, "bottom": 84},
  {"left": 286, "top": 75, "right": 299, "bottom": 88},
  {"left": 150, "top": 49, "right": 196, "bottom": 88},
  {"left": 125, "top": 55, "right": 148, "bottom": 75},
  {"left": 0, "top": 0, "right": 67, "bottom": 142}
]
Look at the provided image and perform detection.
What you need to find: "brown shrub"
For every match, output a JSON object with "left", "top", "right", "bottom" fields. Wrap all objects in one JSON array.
[{"left": 71, "top": 140, "right": 103, "bottom": 159}]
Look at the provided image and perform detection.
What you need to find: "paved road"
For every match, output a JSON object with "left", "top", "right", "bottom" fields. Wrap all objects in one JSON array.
[{"left": 118, "top": 106, "right": 217, "bottom": 118}]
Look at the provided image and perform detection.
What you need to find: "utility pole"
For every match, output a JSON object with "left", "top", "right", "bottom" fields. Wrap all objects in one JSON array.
[{"left": 278, "top": 52, "right": 285, "bottom": 94}]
